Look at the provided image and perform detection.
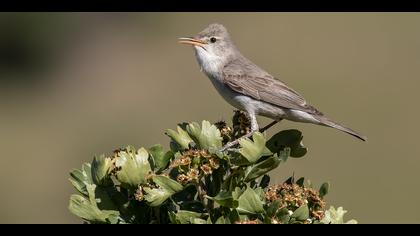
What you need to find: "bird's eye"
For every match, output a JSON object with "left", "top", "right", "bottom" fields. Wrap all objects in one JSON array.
[{"left": 210, "top": 37, "right": 217, "bottom": 43}]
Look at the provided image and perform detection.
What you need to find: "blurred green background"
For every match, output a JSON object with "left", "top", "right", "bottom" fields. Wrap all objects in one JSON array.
[{"left": 0, "top": 12, "right": 419, "bottom": 223}]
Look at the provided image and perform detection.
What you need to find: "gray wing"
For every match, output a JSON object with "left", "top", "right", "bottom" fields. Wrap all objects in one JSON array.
[{"left": 222, "top": 58, "right": 322, "bottom": 115}]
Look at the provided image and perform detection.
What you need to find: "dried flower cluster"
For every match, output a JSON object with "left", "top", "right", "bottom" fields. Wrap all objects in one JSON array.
[
  {"left": 235, "top": 219, "right": 261, "bottom": 224},
  {"left": 265, "top": 183, "right": 326, "bottom": 220},
  {"left": 170, "top": 149, "right": 221, "bottom": 185},
  {"left": 214, "top": 120, "right": 233, "bottom": 143},
  {"left": 232, "top": 110, "right": 252, "bottom": 138},
  {"left": 134, "top": 186, "right": 144, "bottom": 201}
]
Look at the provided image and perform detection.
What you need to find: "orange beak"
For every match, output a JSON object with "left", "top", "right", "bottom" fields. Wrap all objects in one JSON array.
[{"left": 178, "top": 37, "right": 207, "bottom": 47}]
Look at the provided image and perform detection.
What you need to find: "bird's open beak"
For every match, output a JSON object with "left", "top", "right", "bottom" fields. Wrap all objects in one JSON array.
[{"left": 178, "top": 37, "right": 207, "bottom": 47}]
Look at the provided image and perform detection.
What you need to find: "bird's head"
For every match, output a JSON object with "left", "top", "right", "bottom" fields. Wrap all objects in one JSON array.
[{"left": 179, "top": 23, "right": 237, "bottom": 66}]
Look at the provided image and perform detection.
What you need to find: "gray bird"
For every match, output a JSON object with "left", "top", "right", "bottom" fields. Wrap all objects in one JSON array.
[{"left": 179, "top": 23, "right": 366, "bottom": 150}]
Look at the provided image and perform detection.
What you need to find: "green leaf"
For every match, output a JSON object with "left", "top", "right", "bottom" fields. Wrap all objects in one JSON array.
[
  {"left": 321, "top": 206, "right": 357, "bottom": 224},
  {"left": 207, "top": 167, "right": 223, "bottom": 197},
  {"left": 238, "top": 132, "right": 272, "bottom": 163},
  {"left": 296, "top": 177, "right": 305, "bottom": 187},
  {"left": 186, "top": 120, "right": 223, "bottom": 149},
  {"left": 319, "top": 182, "right": 330, "bottom": 198},
  {"left": 263, "top": 216, "right": 272, "bottom": 224},
  {"left": 266, "top": 129, "right": 307, "bottom": 158},
  {"left": 170, "top": 210, "right": 203, "bottom": 224},
  {"left": 228, "top": 209, "right": 240, "bottom": 223},
  {"left": 69, "top": 170, "right": 88, "bottom": 196},
  {"left": 69, "top": 194, "right": 119, "bottom": 223},
  {"left": 165, "top": 126, "right": 194, "bottom": 150},
  {"left": 266, "top": 200, "right": 281, "bottom": 217},
  {"left": 144, "top": 175, "right": 183, "bottom": 207},
  {"left": 93, "top": 186, "right": 120, "bottom": 211},
  {"left": 69, "top": 163, "right": 93, "bottom": 196},
  {"left": 91, "top": 155, "right": 113, "bottom": 186},
  {"left": 206, "top": 190, "right": 238, "bottom": 208},
  {"left": 169, "top": 212, "right": 179, "bottom": 224},
  {"left": 149, "top": 144, "right": 173, "bottom": 172},
  {"left": 143, "top": 188, "right": 169, "bottom": 207},
  {"left": 285, "top": 174, "right": 295, "bottom": 184},
  {"left": 192, "top": 218, "right": 208, "bottom": 224},
  {"left": 291, "top": 205, "right": 309, "bottom": 221},
  {"left": 254, "top": 187, "right": 265, "bottom": 200},
  {"left": 160, "top": 151, "right": 174, "bottom": 171},
  {"left": 232, "top": 187, "right": 244, "bottom": 200},
  {"left": 215, "top": 216, "right": 230, "bottom": 224},
  {"left": 179, "top": 201, "right": 205, "bottom": 212},
  {"left": 152, "top": 175, "right": 183, "bottom": 193},
  {"left": 148, "top": 144, "right": 163, "bottom": 170},
  {"left": 68, "top": 183, "right": 120, "bottom": 223},
  {"left": 276, "top": 208, "right": 291, "bottom": 223},
  {"left": 259, "top": 175, "right": 270, "bottom": 188},
  {"left": 114, "top": 147, "right": 151, "bottom": 188},
  {"left": 172, "top": 184, "right": 197, "bottom": 203},
  {"left": 237, "top": 186, "right": 264, "bottom": 214},
  {"left": 278, "top": 148, "right": 290, "bottom": 162},
  {"left": 244, "top": 155, "right": 282, "bottom": 182}
]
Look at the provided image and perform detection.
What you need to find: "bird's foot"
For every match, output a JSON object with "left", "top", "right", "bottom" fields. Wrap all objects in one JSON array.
[{"left": 219, "top": 130, "right": 256, "bottom": 152}]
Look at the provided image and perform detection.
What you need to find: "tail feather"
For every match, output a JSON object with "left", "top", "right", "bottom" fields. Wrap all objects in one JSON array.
[{"left": 315, "top": 116, "right": 367, "bottom": 141}]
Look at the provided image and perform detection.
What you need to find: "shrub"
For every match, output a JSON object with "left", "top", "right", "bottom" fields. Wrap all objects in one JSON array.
[{"left": 68, "top": 111, "right": 356, "bottom": 224}]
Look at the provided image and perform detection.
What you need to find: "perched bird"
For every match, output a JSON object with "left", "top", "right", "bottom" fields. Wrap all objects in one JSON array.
[{"left": 179, "top": 23, "right": 366, "bottom": 150}]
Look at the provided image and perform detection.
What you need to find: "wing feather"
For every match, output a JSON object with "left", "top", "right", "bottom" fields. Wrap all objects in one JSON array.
[{"left": 222, "top": 58, "right": 322, "bottom": 115}]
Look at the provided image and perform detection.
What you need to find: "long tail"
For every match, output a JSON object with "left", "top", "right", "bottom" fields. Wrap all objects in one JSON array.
[{"left": 315, "top": 116, "right": 367, "bottom": 141}]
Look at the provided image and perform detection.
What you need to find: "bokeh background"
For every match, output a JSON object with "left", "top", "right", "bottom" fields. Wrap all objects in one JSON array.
[{"left": 0, "top": 12, "right": 419, "bottom": 223}]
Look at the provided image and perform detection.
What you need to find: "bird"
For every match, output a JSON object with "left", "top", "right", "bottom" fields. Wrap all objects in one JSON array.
[{"left": 178, "top": 23, "right": 366, "bottom": 151}]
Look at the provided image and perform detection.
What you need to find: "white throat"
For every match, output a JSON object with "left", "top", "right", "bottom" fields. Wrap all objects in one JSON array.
[{"left": 194, "top": 47, "right": 224, "bottom": 79}]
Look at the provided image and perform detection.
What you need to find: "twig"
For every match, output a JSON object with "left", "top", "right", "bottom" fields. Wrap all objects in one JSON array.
[
  {"left": 195, "top": 181, "right": 212, "bottom": 214},
  {"left": 259, "top": 119, "right": 282, "bottom": 133}
]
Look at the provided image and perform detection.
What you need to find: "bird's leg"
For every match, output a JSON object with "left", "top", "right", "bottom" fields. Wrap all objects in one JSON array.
[
  {"left": 259, "top": 119, "right": 283, "bottom": 133},
  {"left": 220, "top": 112, "right": 259, "bottom": 152}
]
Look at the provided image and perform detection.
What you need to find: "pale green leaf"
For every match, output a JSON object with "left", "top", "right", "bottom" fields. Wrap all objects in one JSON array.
[
  {"left": 152, "top": 175, "right": 183, "bottom": 193},
  {"left": 206, "top": 190, "right": 238, "bottom": 208},
  {"left": 321, "top": 206, "right": 358, "bottom": 224},
  {"left": 215, "top": 216, "right": 230, "bottom": 224},
  {"left": 69, "top": 163, "right": 93, "bottom": 196},
  {"left": 187, "top": 120, "right": 223, "bottom": 149},
  {"left": 143, "top": 187, "right": 170, "bottom": 207},
  {"left": 166, "top": 126, "right": 194, "bottom": 150},
  {"left": 237, "top": 186, "right": 264, "bottom": 214},
  {"left": 69, "top": 194, "right": 119, "bottom": 223},
  {"left": 91, "top": 155, "right": 113, "bottom": 186},
  {"left": 291, "top": 205, "right": 309, "bottom": 221},
  {"left": 244, "top": 155, "right": 282, "bottom": 182},
  {"left": 68, "top": 183, "right": 119, "bottom": 223},
  {"left": 238, "top": 132, "right": 272, "bottom": 163},
  {"left": 171, "top": 210, "right": 203, "bottom": 224},
  {"left": 144, "top": 175, "right": 183, "bottom": 207},
  {"left": 115, "top": 147, "right": 151, "bottom": 188}
]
